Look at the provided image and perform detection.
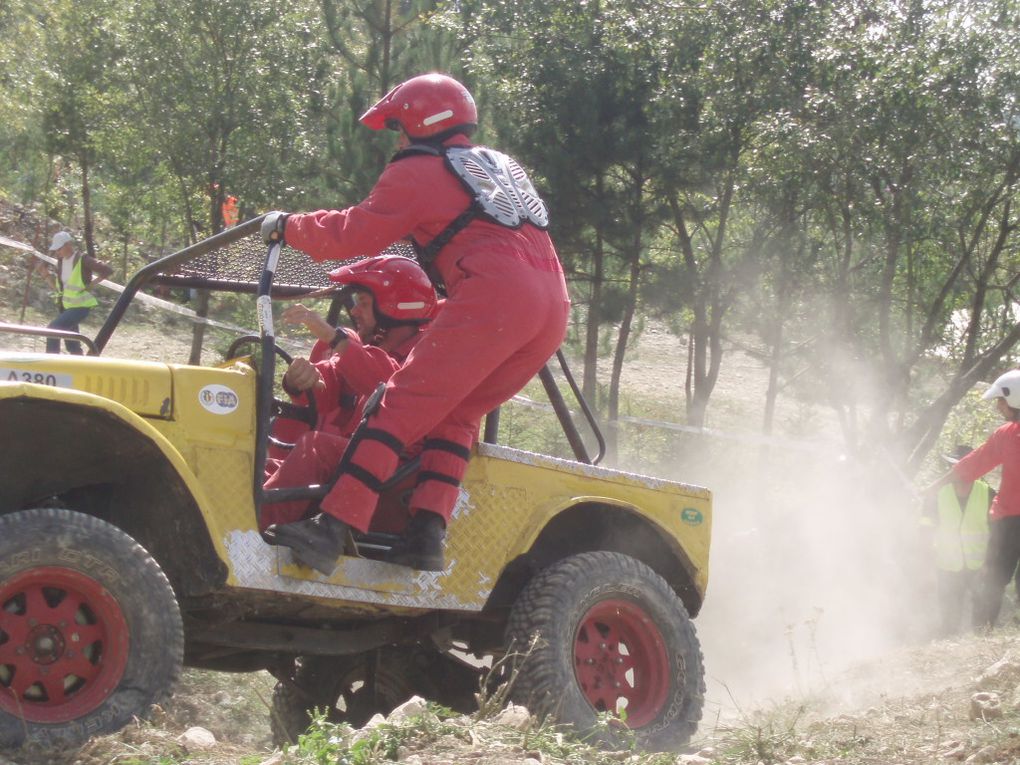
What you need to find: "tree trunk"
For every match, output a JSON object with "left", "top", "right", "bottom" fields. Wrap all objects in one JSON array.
[
  {"left": 762, "top": 312, "right": 784, "bottom": 436},
  {"left": 188, "top": 290, "right": 210, "bottom": 366},
  {"left": 825, "top": 192, "right": 860, "bottom": 452},
  {"left": 762, "top": 218, "right": 801, "bottom": 435},
  {"left": 582, "top": 234, "right": 605, "bottom": 407},
  {"left": 80, "top": 152, "right": 96, "bottom": 259},
  {"left": 607, "top": 256, "right": 641, "bottom": 464},
  {"left": 685, "top": 305, "right": 713, "bottom": 428},
  {"left": 177, "top": 174, "right": 207, "bottom": 365}
]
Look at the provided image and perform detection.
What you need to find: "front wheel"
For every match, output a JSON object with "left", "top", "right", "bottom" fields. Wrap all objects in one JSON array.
[
  {"left": 505, "top": 551, "right": 704, "bottom": 751},
  {"left": 0, "top": 508, "right": 184, "bottom": 749}
]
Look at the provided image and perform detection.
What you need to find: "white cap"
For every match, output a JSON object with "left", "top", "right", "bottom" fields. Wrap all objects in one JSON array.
[{"left": 48, "top": 231, "right": 73, "bottom": 251}]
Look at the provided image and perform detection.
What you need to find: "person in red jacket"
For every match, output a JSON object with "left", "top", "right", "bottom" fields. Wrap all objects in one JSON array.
[
  {"left": 927, "top": 369, "right": 1020, "bottom": 628},
  {"left": 261, "top": 255, "right": 437, "bottom": 532},
  {"left": 261, "top": 72, "right": 570, "bottom": 574},
  {"left": 273, "top": 256, "right": 436, "bottom": 439}
]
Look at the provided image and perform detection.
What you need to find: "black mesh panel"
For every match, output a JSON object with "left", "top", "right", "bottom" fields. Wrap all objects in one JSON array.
[{"left": 154, "top": 233, "right": 420, "bottom": 296}]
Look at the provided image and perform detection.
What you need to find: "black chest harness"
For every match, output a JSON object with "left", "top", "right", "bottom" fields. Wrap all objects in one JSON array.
[{"left": 392, "top": 144, "right": 550, "bottom": 274}]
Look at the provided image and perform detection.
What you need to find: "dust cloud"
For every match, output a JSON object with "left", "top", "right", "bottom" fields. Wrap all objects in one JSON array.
[
  {"left": 627, "top": 432, "right": 940, "bottom": 721},
  {"left": 597, "top": 326, "right": 959, "bottom": 721}
]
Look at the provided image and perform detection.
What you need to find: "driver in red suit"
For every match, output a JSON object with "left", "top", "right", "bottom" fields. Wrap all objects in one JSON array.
[
  {"left": 261, "top": 255, "right": 436, "bottom": 532},
  {"left": 261, "top": 73, "right": 570, "bottom": 574}
]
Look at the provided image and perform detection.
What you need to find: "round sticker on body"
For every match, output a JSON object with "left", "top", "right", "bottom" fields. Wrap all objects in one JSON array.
[{"left": 199, "top": 384, "right": 239, "bottom": 415}]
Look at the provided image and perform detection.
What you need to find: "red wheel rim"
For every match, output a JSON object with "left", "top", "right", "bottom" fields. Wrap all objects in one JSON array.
[
  {"left": 0, "top": 567, "right": 129, "bottom": 723},
  {"left": 573, "top": 598, "right": 670, "bottom": 728}
]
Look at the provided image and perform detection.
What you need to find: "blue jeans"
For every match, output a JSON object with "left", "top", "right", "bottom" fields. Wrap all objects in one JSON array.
[{"left": 46, "top": 306, "right": 91, "bottom": 354}]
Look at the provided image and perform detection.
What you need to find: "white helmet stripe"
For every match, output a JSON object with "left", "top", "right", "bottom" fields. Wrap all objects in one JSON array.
[
  {"left": 423, "top": 109, "right": 454, "bottom": 126},
  {"left": 396, "top": 301, "right": 426, "bottom": 310}
]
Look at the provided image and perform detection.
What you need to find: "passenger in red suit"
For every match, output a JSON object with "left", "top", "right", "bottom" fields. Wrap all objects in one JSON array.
[
  {"left": 261, "top": 72, "right": 570, "bottom": 574},
  {"left": 261, "top": 255, "right": 437, "bottom": 532},
  {"left": 264, "top": 302, "right": 350, "bottom": 461}
]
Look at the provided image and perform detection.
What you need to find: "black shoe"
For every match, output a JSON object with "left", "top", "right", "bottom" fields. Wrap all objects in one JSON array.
[
  {"left": 387, "top": 511, "right": 446, "bottom": 571},
  {"left": 265, "top": 513, "right": 351, "bottom": 576}
]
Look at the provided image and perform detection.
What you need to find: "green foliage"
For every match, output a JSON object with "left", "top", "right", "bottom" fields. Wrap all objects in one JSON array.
[
  {"left": 313, "top": 0, "right": 468, "bottom": 204},
  {"left": 288, "top": 700, "right": 673, "bottom": 765},
  {"left": 713, "top": 703, "right": 809, "bottom": 764},
  {"left": 285, "top": 704, "right": 466, "bottom": 765},
  {"left": 1, "top": 0, "right": 1018, "bottom": 470},
  {"left": 514, "top": 714, "right": 681, "bottom": 765},
  {"left": 0, "top": 0, "right": 51, "bottom": 203},
  {"left": 121, "top": 0, "right": 330, "bottom": 235},
  {"left": 922, "top": 384, "right": 1007, "bottom": 483}
]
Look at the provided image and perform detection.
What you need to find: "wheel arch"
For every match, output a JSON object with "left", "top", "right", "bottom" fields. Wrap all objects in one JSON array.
[
  {"left": 486, "top": 500, "right": 704, "bottom": 619},
  {"left": 0, "top": 391, "right": 227, "bottom": 596}
]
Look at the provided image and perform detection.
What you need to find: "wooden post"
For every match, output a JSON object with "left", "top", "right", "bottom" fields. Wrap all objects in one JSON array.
[
  {"left": 19, "top": 258, "right": 34, "bottom": 323},
  {"left": 19, "top": 221, "right": 45, "bottom": 323}
]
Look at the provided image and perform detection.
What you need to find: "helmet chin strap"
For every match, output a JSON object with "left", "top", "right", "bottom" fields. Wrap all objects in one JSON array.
[
  {"left": 372, "top": 310, "right": 424, "bottom": 331},
  {"left": 404, "top": 124, "right": 476, "bottom": 145},
  {"left": 367, "top": 326, "right": 387, "bottom": 346},
  {"left": 351, "top": 294, "right": 416, "bottom": 341},
  {"left": 371, "top": 322, "right": 421, "bottom": 352}
]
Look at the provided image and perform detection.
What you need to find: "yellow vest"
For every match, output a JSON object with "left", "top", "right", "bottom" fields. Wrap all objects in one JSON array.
[
  {"left": 59, "top": 255, "right": 98, "bottom": 310},
  {"left": 934, "top": 482, "right": 990, "bottom": 572}
]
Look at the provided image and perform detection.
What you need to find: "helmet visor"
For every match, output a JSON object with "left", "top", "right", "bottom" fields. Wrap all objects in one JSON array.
[{"left": 983, "top": 382, "right": 1007, "bottom": 401}]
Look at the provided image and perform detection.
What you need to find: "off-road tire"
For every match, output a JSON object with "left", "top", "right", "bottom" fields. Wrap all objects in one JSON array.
[
  {"left": 0, "top": 508, "right": 183, "bottom": 750},
  {"left": 506, "top": 551, "right": 704, "bottom": 751},
  {"left": 270, "top": 649, "right": 436, "bottom": 746}
]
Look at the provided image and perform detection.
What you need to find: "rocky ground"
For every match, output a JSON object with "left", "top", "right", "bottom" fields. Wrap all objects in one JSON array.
[{"left": 6, "top": 625, "right": 1020, "bottom": 765}]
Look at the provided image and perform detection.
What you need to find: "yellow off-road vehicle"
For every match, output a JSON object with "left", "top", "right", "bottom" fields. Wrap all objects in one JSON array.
[{"left": 0, "top": 219, "right": 711, "bottom": 752}]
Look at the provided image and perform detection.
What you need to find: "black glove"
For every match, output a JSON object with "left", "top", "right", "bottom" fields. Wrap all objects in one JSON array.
[{"left": 261, "top": 211, "right": 290, "bottom": 244}]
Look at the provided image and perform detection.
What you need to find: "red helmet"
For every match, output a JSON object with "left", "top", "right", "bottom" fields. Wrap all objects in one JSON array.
[
  {"left": 360, "top": 73, "right": 477, "bottom": 140},
  {"left": 329, "top": 255, "right": 437, "bottom": 326}
]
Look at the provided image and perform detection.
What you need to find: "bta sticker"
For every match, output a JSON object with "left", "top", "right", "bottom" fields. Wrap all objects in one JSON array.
[
  {"left": 681, "top": 507, "right": 704, "bottom": 526},
  {"left": 199, "top": 384, "right": 239, "bottom": 415}
]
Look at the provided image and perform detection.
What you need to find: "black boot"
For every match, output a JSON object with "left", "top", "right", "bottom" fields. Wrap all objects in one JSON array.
[
  {"left": 265, "top": 513, "right": 351, "bottom": 576},
  {"left": 386, "top": 511, "right": 446, "bottom": 571}
]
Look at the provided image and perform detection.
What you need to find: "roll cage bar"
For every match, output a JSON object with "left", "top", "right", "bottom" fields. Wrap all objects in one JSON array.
[{"left": 18, "top": 218, "right": 605, "bottom": 522}]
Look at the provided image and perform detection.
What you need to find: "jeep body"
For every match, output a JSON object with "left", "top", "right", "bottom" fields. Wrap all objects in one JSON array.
[{"left": 0, "top": 220, "right": 711, "bottom": 751}]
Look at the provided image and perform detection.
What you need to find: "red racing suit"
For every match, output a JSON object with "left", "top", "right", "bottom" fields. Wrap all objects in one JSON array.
[
  {"left": 284, "top": 135, "right": 570, "bottom": 532},
  {"left": 269, "top": 331, "right": 392, "bottom": 451},
  {"left": 953, "top": 421, "right": 1020, "bottom": 520},
  {"left": 261, "top": 330, "right": 422, "bottom": 530}
]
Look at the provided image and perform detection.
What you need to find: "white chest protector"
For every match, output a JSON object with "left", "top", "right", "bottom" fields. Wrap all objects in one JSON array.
[{"left": 444, "top": 146, "right": 549, "bottom": 229}]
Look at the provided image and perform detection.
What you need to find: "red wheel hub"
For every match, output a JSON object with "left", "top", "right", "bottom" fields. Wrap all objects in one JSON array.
[
  {"left": 0, "top": 567, "right": 129, "bottom": 723},
  {"left": 573, "top": 598, "right": 670, "bottom": 728}
]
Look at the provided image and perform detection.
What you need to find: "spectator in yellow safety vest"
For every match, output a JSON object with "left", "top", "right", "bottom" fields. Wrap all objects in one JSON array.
[
  {"left": 921, "top": 445, "right": 995, "bottom": 636},
  {"left": 37, "top": 232, "right": 112, "bottom": 354}
]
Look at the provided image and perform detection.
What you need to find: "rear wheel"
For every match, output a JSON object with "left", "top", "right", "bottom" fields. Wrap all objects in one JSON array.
[
  {"left": 506, "top": 551, "right": 704, "bottom": 751},
  {"left": 271, "top": 649, "right": 422, "bottom": 746},
  {"left": 271, "top": 646, "right": 480, "bottom": 745},
  {"left": 0, "top": 508, "right": 183, "bottom": 749}
]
